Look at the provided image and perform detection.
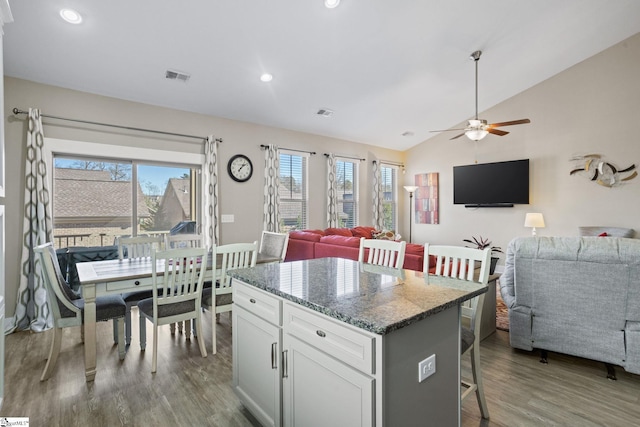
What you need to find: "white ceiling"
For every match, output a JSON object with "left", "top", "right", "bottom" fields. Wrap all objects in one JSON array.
[{"left": 4, "top": 1, "right": 640, "bottom": 151}]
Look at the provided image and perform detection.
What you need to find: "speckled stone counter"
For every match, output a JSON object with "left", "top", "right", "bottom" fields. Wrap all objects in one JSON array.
[{"left": 228, "top": 257, "right": 487, "bottom": 335}]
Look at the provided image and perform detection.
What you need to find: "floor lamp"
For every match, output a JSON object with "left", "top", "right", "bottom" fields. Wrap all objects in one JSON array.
[{"left": 404, "top": 186, "right": 418, "bottom": 243}]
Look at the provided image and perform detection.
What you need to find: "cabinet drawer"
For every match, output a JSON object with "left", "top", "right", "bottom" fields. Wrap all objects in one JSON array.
[
  {"left": 233, "top": 280, "right": 282, "bottom": 326},
  {"left": 283, "top": 303, "right": 375, "bottom": 375}
]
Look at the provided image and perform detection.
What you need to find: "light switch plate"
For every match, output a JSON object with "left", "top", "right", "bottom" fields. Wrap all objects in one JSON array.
[
  {"left": 221, "top": 214, "right": 235, "bottom": 223},
  {"left": 418, "top": 354, "right": 436, "bottom": 382}
]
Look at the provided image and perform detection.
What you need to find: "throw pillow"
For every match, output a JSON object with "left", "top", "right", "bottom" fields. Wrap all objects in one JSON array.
[
  {"left": 373, "top": 230, "right": 396, "bottom": 240},
  {"left": 598, "top": 232, "right": 609, "bottom": 237},
  {"left": 325, "top": 227, "right": 353, "bottom": 237},
  {"left": 351, "top": 226, "right": 376, "bottom": 239}
]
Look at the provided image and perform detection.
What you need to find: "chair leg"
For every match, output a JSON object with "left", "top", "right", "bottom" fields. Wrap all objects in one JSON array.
[
  {"left": 212, "top": 310, "right": 217, "bottom": 355},
  {"left": 112, "top": 319, "right": 119, "bottom": 344},
  {"left": 170, "top": 322, "right": 176, "bottom": 335},
  {"left": 41, "top": 327, "right": 63, "bottom": 381},
  {"left": 125, "top": 304, "right": 133, "bottom": 346},
  {"left": 195, "top": 315, "right": 207, "bottom": 358},
  {"left": 117, "top": 318, "right": 126, "bottom": 360},
  {"left": 178, "top": 321, "right": 184, "bottom": 334},
  {"left": 185, "top": 319, "right": 191, "bottom": 341},
  {"left": 151, "top": 324, "right": 158, "bottom": 373},
  {"left": 139, "top": 314, "right": 147, "bottom": 351},
  {"left": 470, "top": 346, "right": 490, "bottom": 419}
]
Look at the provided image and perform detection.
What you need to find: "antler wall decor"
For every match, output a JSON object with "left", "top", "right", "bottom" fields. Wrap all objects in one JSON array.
[{"left": 569, "top": 154, "right": 637, "bottom": 187}]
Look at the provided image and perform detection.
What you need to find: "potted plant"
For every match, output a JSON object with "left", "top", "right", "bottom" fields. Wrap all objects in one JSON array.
[{"left": 462, "top": 235, "right": 503, "bottom": 274}]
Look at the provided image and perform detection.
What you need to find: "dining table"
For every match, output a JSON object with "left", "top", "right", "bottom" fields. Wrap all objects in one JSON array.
[{"left": 76, "top": 251, "right": 279, "bottom": 382}]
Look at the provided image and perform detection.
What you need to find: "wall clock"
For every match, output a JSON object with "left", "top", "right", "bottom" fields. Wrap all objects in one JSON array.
[{"left": 227, "top": 154, "right": 253, "bottom": 183}]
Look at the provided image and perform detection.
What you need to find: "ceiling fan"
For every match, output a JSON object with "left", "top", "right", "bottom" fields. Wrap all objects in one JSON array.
[{"left": 431, "top": 50, "right": 530, "bottom": 141}]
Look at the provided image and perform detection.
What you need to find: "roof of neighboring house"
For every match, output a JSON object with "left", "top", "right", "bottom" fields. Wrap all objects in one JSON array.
[
  {"left": 161, "top": 178, "right": 191, "bottom": 217},
  {"left": 54, "top": 168, "right": 150, "bottom": 218}
]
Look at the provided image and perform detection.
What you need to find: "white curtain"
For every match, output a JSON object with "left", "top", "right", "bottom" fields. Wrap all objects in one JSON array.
[
  {"left": 372, "top": 160, "right": 384, "bottom": 230},
  {"left": 11, "top": 108, "right": 54, "bottom": 333},
  {"left": 202, "top": 135, "right": 220, "bottom": 249},
  {"left": 326, "top": 153, "right": 339, "bottom": 228},
  {"left": 263, "top": 144, "right": 280, "bottom": 232}
]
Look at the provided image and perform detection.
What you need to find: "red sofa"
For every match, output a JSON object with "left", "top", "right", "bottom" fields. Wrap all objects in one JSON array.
[{"left": 284, "top": 227, "right": 434, "bottom": 272}]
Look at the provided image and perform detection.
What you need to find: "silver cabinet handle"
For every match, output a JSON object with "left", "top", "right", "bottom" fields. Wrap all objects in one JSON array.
[
  {"left": 316, "top": 330, "right": 326, "bottom": 338},
  {"left": 282, "top": 350, "right": 288, "bottom": 378},
  {"left": 271, "top": 342, "right": 277, "bottom": 369}
]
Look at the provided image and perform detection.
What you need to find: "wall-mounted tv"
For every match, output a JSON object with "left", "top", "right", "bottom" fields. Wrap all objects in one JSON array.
[{"left": 453, "top": 159, "right": 529, "bottom": 207}]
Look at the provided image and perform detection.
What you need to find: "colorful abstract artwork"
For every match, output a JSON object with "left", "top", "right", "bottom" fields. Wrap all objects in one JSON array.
[{"left": 415, "top": 173, "right": 439, "bottom": 224}]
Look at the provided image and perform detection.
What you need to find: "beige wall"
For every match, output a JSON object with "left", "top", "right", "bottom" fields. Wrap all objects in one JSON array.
[
  {"left": 404, "top": 32, "right": 640, "bottom": 254},
  {"left": 3, "top": 77, "right": 403, "bottom": 318}
]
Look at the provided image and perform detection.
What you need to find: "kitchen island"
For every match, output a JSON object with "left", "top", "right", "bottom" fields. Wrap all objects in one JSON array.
[{"left": 229, "top": 257, "right": 487, "bottom": 427}]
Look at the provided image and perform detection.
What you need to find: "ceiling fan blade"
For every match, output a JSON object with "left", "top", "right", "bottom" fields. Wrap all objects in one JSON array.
[
  {"left": 487, "top": 128, "right": 509, "bottom": 136},
  {"left": 450, "top": 132, "right": 466, "bottom": 140},
  {"left": 430, "top": 128, "right": 466, "bottom": 133},
  {"left": 488, "top": 119, "right": 531, "bottom": 128}
]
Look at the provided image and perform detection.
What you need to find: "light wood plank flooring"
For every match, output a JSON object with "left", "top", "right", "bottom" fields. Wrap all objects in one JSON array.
[{"left": 1, "top": 310, "right": 639, "bottom": 426}]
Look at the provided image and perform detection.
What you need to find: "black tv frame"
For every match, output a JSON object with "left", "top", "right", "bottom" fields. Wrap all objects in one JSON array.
[{"left": 453, "top": 159, "right": 529, "bottom": 208}]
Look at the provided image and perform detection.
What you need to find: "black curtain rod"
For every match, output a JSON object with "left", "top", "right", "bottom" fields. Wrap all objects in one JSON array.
[
  {"left": 324, "top": 153, "right": 365, "bottom": 161},
  {"left": 12, "top": 108, "right": 219, "bottom": 142},
  {"left": 260, "top": 144, "right": 316, "bottom": 155},
  {"left": 374, "top": 159, "right": 404, "bottom": 167}
]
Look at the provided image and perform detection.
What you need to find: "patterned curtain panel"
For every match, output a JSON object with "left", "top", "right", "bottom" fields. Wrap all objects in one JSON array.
[
  {"left": 263, "top": 144, "right": 280, "bottom": 232},
  {"left": 202, "top": 135, "right": 220, "bottom": 249},
  {"left": 11, "top": 108, "right": 54, "bottom": 333},
  {"left": 326, "top": 153, "right": 339, "bottom": 228},
  {"left": 372, "top": 160, "right": 384, "bottom": 230}
]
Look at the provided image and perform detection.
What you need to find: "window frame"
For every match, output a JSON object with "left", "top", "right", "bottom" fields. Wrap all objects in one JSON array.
[
  {"left": 334, "top": 157, "right": 359, "bottom": 228},
  {"left": 279, "top": 149, "right": 309, "bottom": 231},
  {"left": 44, "top": 138, "right": 203, "bottom": 245}
]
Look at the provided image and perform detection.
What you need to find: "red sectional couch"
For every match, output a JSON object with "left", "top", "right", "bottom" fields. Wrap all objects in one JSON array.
[{"left": 284, "top": 227, "right": 434, "bottom": 272}]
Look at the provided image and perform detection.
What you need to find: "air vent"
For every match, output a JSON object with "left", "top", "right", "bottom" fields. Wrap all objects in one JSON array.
[
  {"left": 165, "top": 69, "right": 191, "bottom": 82},
  {"left": 317, "top": 108, "right": 334, "bottom": 117},
  {"left": 402, "top": 131, "right": 415, "bottom": 137}
]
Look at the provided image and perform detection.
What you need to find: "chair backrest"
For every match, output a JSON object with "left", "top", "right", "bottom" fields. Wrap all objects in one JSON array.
[
  {"left": 117, "top": 235, "right": 163, "bottom": 260},
  {"left": 358, "top": 238, "right": 406, "bottom": 269},
  {"left": 151, "top": 247, "right": 209, "bottom": 323},
  {"left": 259, "top": 231, "right": 289, "bottom": 262},
  {"left": 217, "top": 241, "right": 258, "bottom": 291},
  {"left": 165, "top": 233, "right": 204, "bottom": 250},
  {"left": 425, "top": 244, "right": 491, "bottom": 334},
  {"left": 34, "top": 243, "right": 82, "bottom": 326}
]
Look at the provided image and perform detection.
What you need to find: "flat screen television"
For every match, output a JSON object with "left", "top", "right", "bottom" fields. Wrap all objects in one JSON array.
[{"left": 453, "top": 159, "right": 529, "bottom": 207}]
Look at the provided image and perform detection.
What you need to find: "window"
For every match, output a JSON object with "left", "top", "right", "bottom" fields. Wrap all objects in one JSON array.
[
  {"left": 279, "top": 151, "right": 308, "bottom": 231},
  {"left": 380, "top": 165, "right": 398, "bottom": 230},
  {"left": 52, "top": 155, "right": 197, "bottom": 249},
  {"left": 335, "top": 158, "right": 358, "bottom": 228}
]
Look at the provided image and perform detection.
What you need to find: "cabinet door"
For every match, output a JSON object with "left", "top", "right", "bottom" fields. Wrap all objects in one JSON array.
[
  {"left": 233, "top": 305, "right": 281, "bottom": 427},
  {"left": 282, "top": 334, "right": 374, "bottom": 427}
]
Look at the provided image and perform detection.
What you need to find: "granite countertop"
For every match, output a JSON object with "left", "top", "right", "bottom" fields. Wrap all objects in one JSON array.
[{"left": 228, "top": 257, "right": 487, "bottom": 335}]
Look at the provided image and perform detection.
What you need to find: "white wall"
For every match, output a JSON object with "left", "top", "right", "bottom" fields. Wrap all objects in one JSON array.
[
  {"left": 404, "top": 32, "right": 640, "bottom": 255},
  {"left": 3, "top": 77, "right": 403, "bottom": 318}
]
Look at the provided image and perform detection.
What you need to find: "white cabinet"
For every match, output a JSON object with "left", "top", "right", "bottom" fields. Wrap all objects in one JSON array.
[
  {"left": 282, "top": 332, "right": 374, "bottom": 427},
  {"left": 232, "top": 306, "right": 281, "bottom": 427}
]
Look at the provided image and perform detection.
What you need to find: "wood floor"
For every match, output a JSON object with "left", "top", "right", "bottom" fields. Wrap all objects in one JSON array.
[{"left": 2, "top": 310, "right": 639, "bottom": 426}]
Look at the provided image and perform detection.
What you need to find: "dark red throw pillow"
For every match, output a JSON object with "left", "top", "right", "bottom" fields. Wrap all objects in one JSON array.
[
  {"left": 598, "top": 232, "right": 609, "bottom": 237},
  {"left": 325, "top": 227, "right": 353, "bottom": 237}
]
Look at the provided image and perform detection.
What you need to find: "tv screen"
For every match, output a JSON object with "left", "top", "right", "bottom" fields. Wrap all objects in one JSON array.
[{"left": 453, "top": 159, "right": 529, "bottom": 207}]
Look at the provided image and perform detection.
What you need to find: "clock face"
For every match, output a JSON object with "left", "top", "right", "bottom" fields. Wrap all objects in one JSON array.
[{"left": 227, "top": 154, "right": 253, "bottom": 183}]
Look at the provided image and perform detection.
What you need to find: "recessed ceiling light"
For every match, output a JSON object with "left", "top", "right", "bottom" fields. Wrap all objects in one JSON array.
[
  {"left": 325, "top": 0, "right": 340, "bottom": 9},
  {"left": 260, "top": 73, "right": 273, "bottom": 82},
  {"left": 60, "top": 8, "right": 82, "bottom": 24}
]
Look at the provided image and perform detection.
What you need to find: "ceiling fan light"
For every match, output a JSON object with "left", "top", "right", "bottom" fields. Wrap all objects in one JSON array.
[{"left": 465, "top": 129, "right": 489, "bottom": 141}]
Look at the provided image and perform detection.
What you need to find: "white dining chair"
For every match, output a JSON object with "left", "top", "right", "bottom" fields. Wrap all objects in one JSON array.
[
  {"left": 258, "top": 230, "right": 289, "bottom": 262},
  {"left": 358, "top": 238, "right": 406, "bottom": 269},
  {"left": 425, "top": 244, "right": 491, "bottom": 420},
  {"left": 165, "top": 233, "right": 204, "bottom": 250},
  {"left": 35, "top": 242, "right": 126, "bottom": 381},
  {"left": 115, "top": 235, "right": 163, "bottom": 348},
  {"left": 137, "top": 247, "right": 209, "bottom": 373},
  {"left": 202, "top": 241, "right": 258, "bottom": 354}
]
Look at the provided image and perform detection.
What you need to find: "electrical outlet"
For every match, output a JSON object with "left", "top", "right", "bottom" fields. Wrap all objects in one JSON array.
[{"left": 418, "top": 354, "right": 436, "bottom": 382}]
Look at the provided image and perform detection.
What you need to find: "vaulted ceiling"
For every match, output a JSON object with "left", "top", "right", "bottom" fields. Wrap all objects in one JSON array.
[{"left": 4, "top": 1, "right": 640, "bottom": 150}]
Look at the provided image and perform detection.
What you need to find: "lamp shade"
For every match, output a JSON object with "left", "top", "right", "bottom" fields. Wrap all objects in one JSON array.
[
  {"left": 403, "top": 185, "right": 418, "bottom": 193},
  {"left": 524, "top": 213, "right": 545, "bottom": 228},
  {"left": 465, "top": 129, "right": 488, "bottom": 141}
]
